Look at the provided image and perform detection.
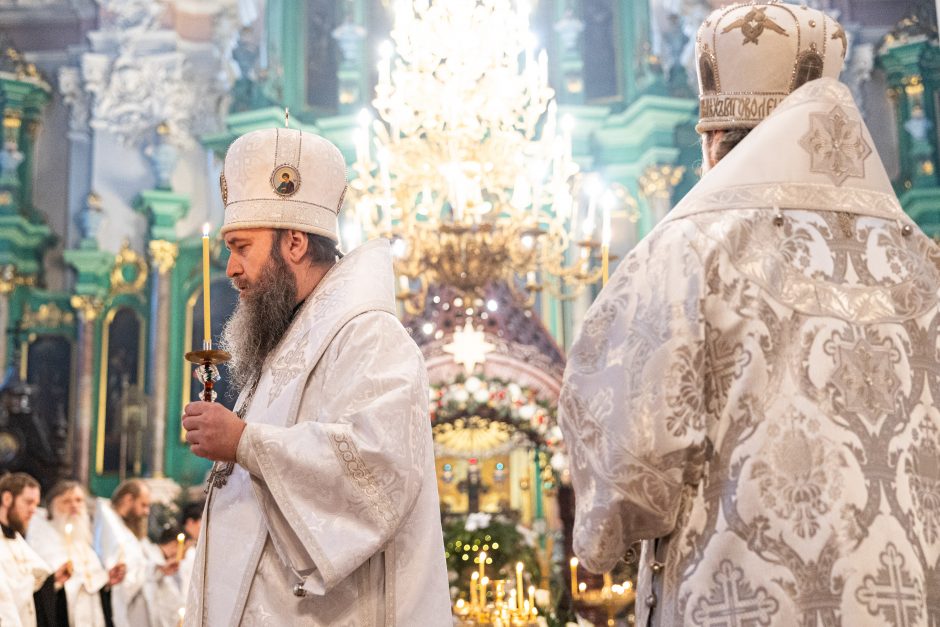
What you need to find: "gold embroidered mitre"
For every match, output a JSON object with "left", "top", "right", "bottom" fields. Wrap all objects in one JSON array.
[
  {"left": 220, "top": 128, "right": 348, "bottom": 243},
  {"left": 695, "top": 1, "right": 847, "bottom": 133}
]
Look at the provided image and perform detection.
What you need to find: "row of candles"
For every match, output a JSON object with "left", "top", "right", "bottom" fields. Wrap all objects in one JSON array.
[
  {"left": 454, "top": 551, "right": 541, "bottom": 626},
  {"left": 569, "top": 557, "right": 633, "bottom": 599}
]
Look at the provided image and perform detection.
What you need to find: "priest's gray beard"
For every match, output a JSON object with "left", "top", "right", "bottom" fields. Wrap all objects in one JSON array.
[{"left": 220, "top": 238, "right": 298, "bottom": 392}]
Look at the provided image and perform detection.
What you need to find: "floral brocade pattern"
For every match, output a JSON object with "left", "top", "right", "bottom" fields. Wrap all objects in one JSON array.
[{"left": 560, "top": 208, "right": 940, "bottom": 626}]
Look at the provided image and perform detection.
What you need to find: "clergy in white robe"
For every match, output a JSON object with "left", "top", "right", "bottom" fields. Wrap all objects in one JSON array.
[
  {"left": 27, "top": 482, "right": 118, "bottom": 627},
  {"left": 181, "top": 128, "right": 451, "bottom": 626},
  {"left": 559, "top": 5, "right": 940, "bottom": 626},
  {"left": 143, "top": 534, "right": 185, "bottom": 627},
  {"left": 0, "top": 528, "right": 50, "bottom": 627},
  {"left": 94, "top": 480, "right": 154, "bottom": 627},
  {"left": 0, "top": 473, "right": 68, "bottom": 627}
]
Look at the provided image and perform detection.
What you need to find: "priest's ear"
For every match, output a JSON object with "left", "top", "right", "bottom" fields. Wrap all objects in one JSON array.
[
  {"left": 280, "top": 229, "right": 311, "bottom": 266},
  {"left": 0, "top": 491, "right": 11, "bottom": 509}
]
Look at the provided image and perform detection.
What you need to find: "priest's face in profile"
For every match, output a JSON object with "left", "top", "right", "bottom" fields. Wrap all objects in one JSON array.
[{"left": 2, "top": 484, "right": 39, "bottom": 536}]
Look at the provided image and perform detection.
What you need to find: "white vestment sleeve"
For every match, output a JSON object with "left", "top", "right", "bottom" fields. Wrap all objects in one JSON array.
[
  {"left": 559, "top": 221, "right": 712, "bottom": 574},
  {"left": 236, "top": 311, "right": 430, "bottom": 594},
  {"left": 0, "top": 573, "right": 24, "bottom": 627}
]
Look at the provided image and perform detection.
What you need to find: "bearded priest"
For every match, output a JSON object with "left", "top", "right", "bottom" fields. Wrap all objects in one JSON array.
[
  {"left": 181, "top": 128, "right": 451, "bottom": 626},
  {"left": 27, "top": 480, "right": 125, "bottom": 627},
  {"left": 0, "top": 473, "right": 71, "bottom": 627}
]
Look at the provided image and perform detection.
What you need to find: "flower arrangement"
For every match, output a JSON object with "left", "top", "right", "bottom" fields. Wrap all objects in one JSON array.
[{"left": 429, "top": 374, "right": 564, "bottom": 452}]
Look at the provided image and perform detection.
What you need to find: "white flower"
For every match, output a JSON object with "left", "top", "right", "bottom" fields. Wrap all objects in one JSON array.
[
  {"left": 518, "top": 404, "right": 536, "bottom": 420},
  {"left": 453, "top": 388, "right": 470, "bottom": 403},
  {"left": 464, "top": 376, "right": 483, "bottom": 393},
  {"left": 465, "top": 512, "right": 492, "bottom": 531},
  {"left": 473, "top": 388, "right": 490, "bottom": 404},
  {"left": 507, "top": 383, "right": 522, "bottom": 401},
  {"left": 550, "top": 452, "right": 568, "bottom": 472},
  {"left": 516, "top": 524, "right": 537, "bottom": 547}
]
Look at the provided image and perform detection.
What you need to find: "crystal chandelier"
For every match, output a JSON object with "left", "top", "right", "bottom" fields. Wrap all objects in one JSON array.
[{"left": 346, "top": 0, "right": 633, "bottom": 312}]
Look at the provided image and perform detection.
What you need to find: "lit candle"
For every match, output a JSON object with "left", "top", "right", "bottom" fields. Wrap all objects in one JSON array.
[
  {"left": 481, "top": 576, "right": 489, "bottom": 607},
  {"left": 515, "top": 561, "right": 524, "bottom": 602},
  {"left": 478, "top": 551, "right": 486, "bottom": 582},
  {"left": 583, "top": 187, "right": 598, "bottom": 240},
  {"left": 64, "top": 522, "right": 74, "bottom": 562},
  {"left": 602, "top": 193, "right": 612, "bottom": 286},
  {"left": 578, "top": 582, "right": 586, "bottom": 595},
  {"left": 176, "top": 533, "right": 186, "bottom": 562},
  {"left": 201, "top": 223, "right": 212, "bottom": 348},
  {"left": 508, "top": 588, "right": 516, "bottom": 610},
  {"left": 569, "top": 557, "right": 579, "bottom": 598},
  {"left": 177, "top": 607, "right": 185, "bottom": 627},
  {"left": 528, "top": 585, "right": 535, "bottom": 613},
  {"left": 470, "top": 571, "right": 479, "bottom": 609},
  {"left": 603, "top": 571, "right": 613, "bottom": 595}
]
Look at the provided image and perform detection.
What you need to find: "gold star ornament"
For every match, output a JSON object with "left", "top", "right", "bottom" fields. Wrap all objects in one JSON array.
[{"left": 443, "top": 320, "right": 495, "bottom": 374}]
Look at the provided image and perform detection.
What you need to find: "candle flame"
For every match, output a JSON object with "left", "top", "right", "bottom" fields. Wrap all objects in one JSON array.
[
  {"left": 64, "top": 523, "right": 73, "bottom": 536},
  {"left": 578, "top": 582, "right": 586, "bottom": 593},
  {"left": 177, "top": 533, "right": 185, "bottom": 542},
  {"left": 471, "top": 571, "right": 479, "bottom": 581},
  {"left": 202, "top": 222, "right": 210, "bottom": 238},
  {"left": 570, "top": 557, "right": 578, "bottom": 567},
  {"left": 178, "top": 607, "right": 185, "bottom": 619},
  {"left": 516, "top": 561, "right": 523, "bottom": 572}
]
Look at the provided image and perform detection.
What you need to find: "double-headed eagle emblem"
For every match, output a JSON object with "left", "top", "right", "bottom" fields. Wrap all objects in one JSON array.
[{"left": 722, "top": 7, "right": 788, "bottom": 44}]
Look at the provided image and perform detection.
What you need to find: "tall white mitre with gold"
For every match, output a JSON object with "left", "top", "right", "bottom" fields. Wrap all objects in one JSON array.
[{"left": 695, "top": 0, "right": 847, "bottom": 133}]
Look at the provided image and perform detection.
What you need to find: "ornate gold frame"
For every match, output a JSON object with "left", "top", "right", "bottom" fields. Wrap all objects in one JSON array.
[{"left": 95, "top": 306, "right": 147, "bottom": 475}]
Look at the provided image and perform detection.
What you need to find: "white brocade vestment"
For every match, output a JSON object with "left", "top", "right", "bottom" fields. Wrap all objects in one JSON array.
[
  {"left": 93, "top": 499, "right": 151, "bottom": 627},
  {"left": 560, "top": 78, "right": 940, "bottom": 626},
  {"left": 185, "top": 239, "right": 452, "bottom": 626},
  {"left": 0, "top": 530, "right": 50, "bottom": 627}
]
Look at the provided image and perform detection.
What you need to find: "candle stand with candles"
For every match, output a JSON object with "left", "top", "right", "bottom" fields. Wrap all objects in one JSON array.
[
  {"left": 453, "top": 553, "right": 546, "bottom": 626},
  {"left": 569, "top": 559, "right": 636, "bottom": 626}
]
